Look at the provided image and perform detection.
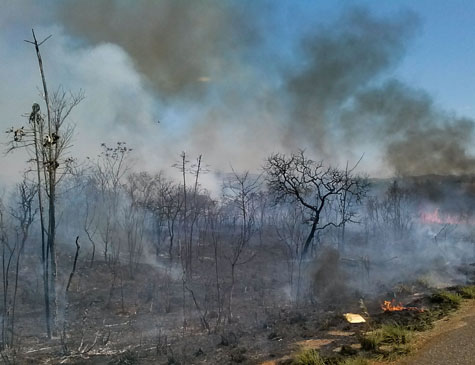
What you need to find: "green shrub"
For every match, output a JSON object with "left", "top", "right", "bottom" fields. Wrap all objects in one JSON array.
[
  {"left": 360, "top": 330, "right": 383, "bottom": 352},
  {"left": 360, "top": 324, "right": 412, "bottom": 355},
  {"left": 293, "top": 349, "right": 325, "bottom": 365},
  {"left": 341, "top": 357, "right": 369, "bottom": 365},
  {"left": 404, "top": 310, "right": 436, "bottom": 331},
  {"left": 431, "top": 291, "right": 462, "bottom": 311},
  {"left": 378, "top": 343, "right": 412, "bottom": 361},
  {"left": 380, "top": 324, "right": 412, "bottom": 345},
  {"left": 457, "top": 285, "right": 475, "bottom": 299}
]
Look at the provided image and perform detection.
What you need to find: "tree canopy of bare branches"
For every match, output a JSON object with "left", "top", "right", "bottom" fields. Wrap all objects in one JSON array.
[{"left": 264, "top": 151, "right": 368, "bottom": 258}]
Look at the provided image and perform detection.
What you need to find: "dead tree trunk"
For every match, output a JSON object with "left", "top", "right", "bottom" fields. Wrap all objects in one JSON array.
[
  {"left": 26, "top": 28, "right": 57, "bottom": 338},
  {"left": 25, "top": 29, "right": 84, "bottom": 337}
]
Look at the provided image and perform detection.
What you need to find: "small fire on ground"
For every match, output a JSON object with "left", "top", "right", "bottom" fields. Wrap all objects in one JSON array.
[{"left": 381, "top": 299, "right": 423, "bottom": 312}]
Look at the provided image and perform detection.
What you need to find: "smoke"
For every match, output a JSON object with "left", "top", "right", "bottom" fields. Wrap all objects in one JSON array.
[
  {"left": 53, "top": 0, "right": 295, "bottom": 174},
  {"left": 2, "top": 2, "right": 475, "bottom": 180},
  {"left": 284, "top": 7, "right": 475, "bottom": 176},
  {"left": 285, "top": 8, "right": 419, "bottom": 155},
  {"left": 59, "top": 0, "right": 263, "bottom": 98},
  {"left": 387, "top": 118, "right": 475, "bottom": 176},
  {"left": 342, "top": 80, "right": 475, "bottom": 176},
  {"left": 311, "top": 248, "right": 350, "bottom": 306}
]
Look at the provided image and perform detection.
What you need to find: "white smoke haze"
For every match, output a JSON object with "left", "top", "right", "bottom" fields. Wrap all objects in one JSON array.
[{"left": 1, "top": 25, "right": 163, "bottom": 184}]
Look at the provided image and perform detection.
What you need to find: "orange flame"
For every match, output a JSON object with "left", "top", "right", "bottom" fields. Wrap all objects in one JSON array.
[
  {"left": 381, "top": 299, "right": 405, "bottom": 311},
  {"left": 381, "top": 299, "right": 422, "bottom": 312}
]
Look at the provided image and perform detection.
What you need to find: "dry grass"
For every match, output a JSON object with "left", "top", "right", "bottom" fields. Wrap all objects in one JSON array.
[{"left": 457, "top": 285, "right": 475, "bottom": 299}]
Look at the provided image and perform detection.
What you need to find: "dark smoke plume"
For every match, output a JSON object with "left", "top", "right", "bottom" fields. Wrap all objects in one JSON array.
[
  {"left": 344, "top": 81, "right": 475, "bottom": 175},
  {"left": 60, "top": 0, "right": 262, "bottom": 98},
  {"left": 285, "top": 7, "right": 475, "bottom": 176},
  {"left": 57, "top": 3, "right": 475, "bottom": 177},
  {"left": 285, "top": 8, "right": 419, "bottom": 154}
]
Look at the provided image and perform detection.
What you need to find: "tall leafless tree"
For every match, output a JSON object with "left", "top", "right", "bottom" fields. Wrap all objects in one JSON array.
[
  {"left": 273, "top": 201, "right": 307, "bottom": 302},
  {"left": 222, "top": 170, "right": 260, "bottom": 320},
  {"left": 6, "top": 30, "right": 84, "bottom": 337},
  {"left": 0, "top": 176, "right": 37, "bottom": 348},
  {"left": 92, "top": 142, "right": 132, "bottom": 264},
  {"left": 264, "top": 151, "right": 368, "bottom": 259}
]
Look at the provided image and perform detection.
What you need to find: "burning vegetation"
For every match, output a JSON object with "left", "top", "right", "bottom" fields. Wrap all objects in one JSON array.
[{"left": 381, "top": 300, "right": 423, "bottom": 313}]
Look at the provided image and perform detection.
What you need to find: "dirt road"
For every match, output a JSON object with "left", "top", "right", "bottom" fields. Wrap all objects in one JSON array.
[{"left": 397, "top": 301, "right": 475, "bottom": 365}]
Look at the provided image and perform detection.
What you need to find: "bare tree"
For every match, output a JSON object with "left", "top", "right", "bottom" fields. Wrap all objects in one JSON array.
[
  {"left": 123, "top": 172, "right": 154, "bottom": 277},
  {"left": 150, "top": 177, "right": 182, "bottom": 259},
  {"left": 174, "top": 152, "right": 189, "bottom": 276},
  {"left": 92, "top": 142, "right": 132, "bottom": 264},
  {"left": 83, "top": 177, "right": 99, "bottom": 267},
  {"left": 173, "top": 152, "right": 206, "bottom": 278},
  {"left": 273, "top": 201, "right": 307, "bottom": 302},
  {"left": 0, "top": 177, "right": 37, "bottom": 348},
  {"left": 264, "top": 151, "right": 368, "bottom": 259},
  {"left": 9, "top": 179, "right": 37, "bottom": 346},
  {"left": 382, "top": 180, "right": 414, "bottom": 241},
  {"left": 362, "top": 180, "right": 414, "bottom": 245},
  {"left": 6, "top": 30, "right": 84, "bottom": 337},
  {"left": 187, "top": 155, "right": 204, "bottom": 277},
  {"left": 255, "top": 191, "right": 269, "bottom": 245},
  {"left": 207, "top": 202, "right": 225, "bottom": 328},
  {"left": 222, "top": 170, "right": 260, "bottom": 321},
  {"left": 0, "top": 198, "right": 13, "bottom": 349},
  {"left": 135, "top": 172, "right": 180, "bottom": 258}
]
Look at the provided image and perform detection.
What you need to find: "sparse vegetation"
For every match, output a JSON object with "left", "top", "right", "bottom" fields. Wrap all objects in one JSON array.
[
  {"left": 345, "top": 285, "right": 475, "bottom": 363},
  {"left": 380, "top": 324, "right": 413, "bottom": 345},
  {"left": 402, "top": 310, "right": 436, "bottom": 331},
  {"left": 359, "top": 330, "right": 382, "bottom": 352},
  {"left": 293, "top": 348, "right": 325, "bottom": 365},
  {"left": 431, "top": 290, "right": 462, "bottom": 312},
  {"left": 293, "top": 349, "right": 370, "bottom": 365},
  {"left": 457, "top": 285, "right": 475, "bottom": 299},
  {"left": 341, "top": 358, "right": 369, "bottom": 365},
  {"left": 359, "top": 324, "right": 413, "bottom": 359},
  {"left": 109, "top": 350, "right": 139, "bottom": 365}
]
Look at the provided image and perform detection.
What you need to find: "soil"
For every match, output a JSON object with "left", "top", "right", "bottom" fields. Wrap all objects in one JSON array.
[{"left": 6, "top": 242, "right": 475, "bottom": 364}]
